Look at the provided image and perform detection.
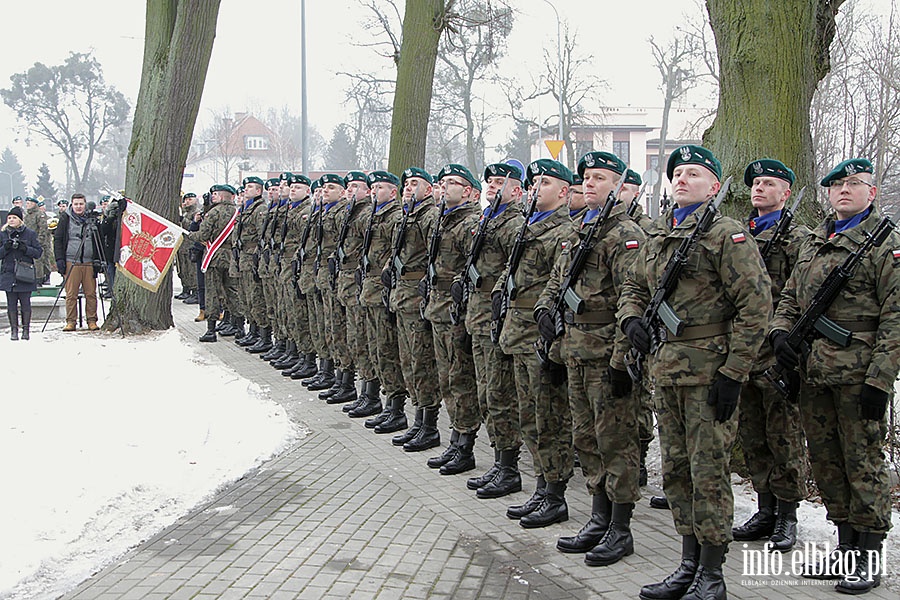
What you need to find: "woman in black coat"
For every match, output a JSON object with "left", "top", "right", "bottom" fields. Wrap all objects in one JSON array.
[{"left": 0, "top": 206, "right": 44, "bottom": 340}]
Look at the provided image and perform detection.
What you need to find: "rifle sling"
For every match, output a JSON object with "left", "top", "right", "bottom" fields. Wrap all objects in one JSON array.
[
  {"left": 827, "top": 318, "right": 878, "bottom": 333},
  {"left": 564, "top": 309, "right": 616, "bottom": 325},
  {"left": 664, "top": 321, "right": 732, "bottom": 341}
]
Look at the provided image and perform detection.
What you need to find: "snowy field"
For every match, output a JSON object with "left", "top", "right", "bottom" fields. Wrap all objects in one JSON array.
[{"left": 0, "top": 328, "right": 300, "bottom": 600}]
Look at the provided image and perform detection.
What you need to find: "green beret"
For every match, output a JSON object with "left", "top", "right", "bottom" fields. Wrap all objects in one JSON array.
[
  {"left": 577, "top": 151, "right": 626, "bottom": 178},
  {"left": 310, "top": 179, "right": 320, "bottom": 192},
  {"left": 13, "top": 195, "right": 22, "bottom": 202},
  {"left": 242, "top": 176, "right": 265, "bottom": 187},
  {"left": 744, "top": 159, "right": 795, "bottom": 187},
  {"left": 667, "top": 145, "right": 722, "bottom": 181},
  {"left": 279, "top": 172, "right": 293, "bottom": 182},
  {"left": 484, "top": 162, "right": 524, "bottom": 182},
  {"left": 526, "top": 159, "right": 573, "bottom": 185},
  {"left": 438, "top": 163, "right": 479, "bottom": 188},
  {"left": 320, "top": 174, "right": 346, "bottom": 187},
  {"left": 288, "top": 173, "right": 312, "bottom": 186},
  {"left": 571, "top": 174, "right": 583, "bottom": 186},
  {"left": 400, "top": 167, "right": 432, "bottom": 187},
  {"left": 25, "top": 196, "right": 38, "bottom": 204},
  {"left": 820, "top": 158, "right": 874, "bottom": 187},
  {"left": 344, "top": 171, "right": 368, "bottom": 186},
  {"left": 182, "top": 192, "right": 197, "bottom": 199},
  {"left": 367, "top": 170, "right": 400, "bottom": 187},
  {"left": 210, "top": 184, "right": 238, "bottom": 195},
  {"left": 37, "top": 199, "right": 45, "bottom": 207},
  {"left": 264, "top": 178, "right": 280, "bottom": 190},
  {"left": 625, "top": 169, "right": 642, "bottom": 186}
]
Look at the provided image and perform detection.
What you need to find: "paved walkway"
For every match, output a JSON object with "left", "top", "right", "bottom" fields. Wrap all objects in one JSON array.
[{"left": 63, "top": 300, "right": 895, "bottom": 599}]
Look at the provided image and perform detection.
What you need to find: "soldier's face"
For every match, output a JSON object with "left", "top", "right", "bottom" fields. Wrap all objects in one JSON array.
[
  {"left": 582, "top": 168, "right": 618, "bottom": 210},
  {"left": 290, "top": 183, "right": 309, "bottom": 200},
  {"left": 533, "top": 176, "right": 568, "bottom": 212},
  {"left": 671, "top": 165, "right": 720, "bottom": 207},
  {"left": 267, "top": 187, "right": 279, "bottom": 201},
  {"left": 568, "top": 185, "right": 585, "bottom": 210},
  {"left": 441, "top": 177, "right": 471, "bottom": 207},
  {"left": 324, "top": 183, "right": 344, "bottom": 202},
  {"left": 347, "top": 180, "right": 369, "bottom": 199},
  {"left": 485, "top": 176, "right": 520, "bottom": 204},
  {"left": 750, "top": 176, "right": 791, "bottom": 216},
  {"left": 619, "top": 183, "right": 639, "bottom": 204},
  {"left": 827, "top": 175, "right": 876, "bottom": 220},
  {"left": 279, "top": 182, "right": 290, "bottom": 199},
  {"left": 373, "top": 182, "right": 396, "bottom": 203},
  {"left": 404, "top": 177, "right": 431, "bottom": 202},
  {"left": 245, "top": 183, "right": 263, "bottom": 198}
]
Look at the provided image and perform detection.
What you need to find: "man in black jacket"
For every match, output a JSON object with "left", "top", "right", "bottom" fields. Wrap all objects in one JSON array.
[{"left": 53, "top": 193, "right": 102, "bottom": 331}]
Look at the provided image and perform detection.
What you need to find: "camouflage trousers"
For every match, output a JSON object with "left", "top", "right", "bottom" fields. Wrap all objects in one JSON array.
[
  {"left": 261, "top": 274, "right": 279, "bottom": 334},
  {"left": 176, "top": 247, "right": 197, "bottom": 289},
  {"left": 656, "top": 384, "right": 738, "bottom": 546},
  {"left": 638, "top": 384, "right": 655, "bottom": 444},
  {"left": 204, "top": 264, "right": 238, "bottom": 319},
  {"left": 431, "top": 320, "right": 480, "bottom": 434},
  {"left": 365, "top": 306, "right": 405, "bottom": 398},
  {"left": 307, "top": 289, "right": 326, "bottom": 357},
  {"left": 343, "top": 301, "right": 374, "bottom": 380},
  {"left": 471, "top": 334, "right": 519, "bottom": 451},
  {"left": 278, "top": 268, "right": 311, "bottom": 353},
  {"left": 239, "top": 271, "right": 268, "bottom": 328},
  {"left": 801, "top": 382, "right": 891, "bottom": 534},
  {"left": 739, "top": 373, "right": 808, "bottom": 502},
  {"left": 512, "top": 353, "right": 573, "bottom": 483},
  {"left": 568, "top": 362, "right": 641, "bottom": 502},
  {"left": 325, "top": 291, "right": 351, "bottom": 370},
  {"left": 396, "top": 311, "right": 438, "bottom": 408}
]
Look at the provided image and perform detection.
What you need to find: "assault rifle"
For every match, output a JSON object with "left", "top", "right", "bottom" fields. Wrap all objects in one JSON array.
[
  {"left": 313, "top": 197, "right": 325, "bottom": 276},
  {"left": 759, "top": 186, "right": 805, "bottom": 264},
  {"left": 450, "top": 175, "right": 510, "bottom": 325},
  {"left": 420, "top": 198, "right": 447, "bottom": 320},
  {"left": 257, "top": 201, "right": 276, "bottom": 273},
  {"left": 626, "top": 180, "right": 649, "bottom": 218},
  {"left": 232, "top": 202, "right": 246, "bottom": 269},
  {"left": 386, "top": 197, "right": 414, "bottom": 311},
  {"left": 357, "top": 195, "right": 379, "bottom": 297},
  {"left": 490, "top": 177, "right": 543, "bottom": 344},
  {"left": 297, "top": 196, "right": 316, "bottom": 271},
  {"left": 764, "top": 216, "right": 895, "bottom": 399},
  {"left": 535, "top": 171, "right": 628, "bottom": 365},
  {"left": 624, "top": 176, "right": 733, "bottom": 382},
  {"left": 274, "top": 202, "right": 291, "bottom": 273},
  {"left": 332, "top": 192, "right": 358, "bottom": 289}
]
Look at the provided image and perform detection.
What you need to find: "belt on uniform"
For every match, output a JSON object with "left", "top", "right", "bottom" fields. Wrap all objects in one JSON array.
[
  {"left": 829, "top": 319, "right": 879, "bottom": 333},
  {"left": 665, "top": 321, "right": 732, "bottom": 342},
  {"left": 472, "top": 277, "right": 497, "bottom": 292},
  {"left": 400, "top": 271, "right": 425, "bottom": 281},
  {"left": 433, "top": 280, "right": 453, "bottom": 291},
  {"left": 564, "top": 309, "right": 616, "bottom": 325},
  {"left": 509, "top": 297, "right": 538, "bottom": 310}
]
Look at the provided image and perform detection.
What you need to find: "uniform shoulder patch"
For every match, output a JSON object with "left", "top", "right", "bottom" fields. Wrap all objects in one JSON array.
[
  {"left": 624, "top": 239, "right": 640, "bottom": 250},
  {"left": 731, "top": 232, "right": 746, "bottom": 244},
  {"left": 892, "top": 249, "right": 900, "bottom": 259}
]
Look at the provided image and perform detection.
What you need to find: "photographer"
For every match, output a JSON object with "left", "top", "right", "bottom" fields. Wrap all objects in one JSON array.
[
  {"left": 99, "top": 195, "right": 122, "bottom": 296},
  {"left": 1, "top": 206, "right": 44, "bottom": 340},
  {"left": 53, "top": 193, "right": 103, "bottom": 331}
]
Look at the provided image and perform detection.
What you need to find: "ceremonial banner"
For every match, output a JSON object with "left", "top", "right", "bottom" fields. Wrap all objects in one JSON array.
[{"left": 117, "top": 199, "right": 187, "bottom": 292}]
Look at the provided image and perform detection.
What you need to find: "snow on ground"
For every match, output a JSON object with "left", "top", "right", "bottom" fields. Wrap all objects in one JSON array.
[{"left": 0, "top": 328, "right": 300, "bottom": 600}]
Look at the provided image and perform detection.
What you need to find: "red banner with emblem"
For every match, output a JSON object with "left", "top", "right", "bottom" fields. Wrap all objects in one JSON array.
[{"left": 117, "top": 199, "right": 186, "bottom": 292}]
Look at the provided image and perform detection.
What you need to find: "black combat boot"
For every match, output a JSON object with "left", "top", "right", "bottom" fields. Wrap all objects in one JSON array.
[
  {"left": 247, "top": 327, "right": 272, "bottom": 353},
  {"left": 318, "top": 368, "right": 344, "bottom": 399},
  {"left": 342, "top": 376, "right": 366, "bottom": 412},
  {"left": 403, "top": 406, "right": 441, "bottom": 452},
  {"left": 393, "top": 407, "right": 422, "bottom": 445},
  {"left": 585, "top": 502, "right": 634, "bottom": 566},
  {"left": 639, "top": 438, "right": 650, "bottom": 487},
  {"left": 374, "top": 394, "right": 408, "bottom": 433},
  {"left": 507, "top": 475, "right": 546, "bottom": 518},
  {"left": 650, "top": 495, "right": 670, "bottom": 509},
  {"left": 440, "top": 432, "right": 476, "bottom": 475},
  {"left": 328, "top": 370, "right": 358, "bottom": 404},
  {"left": 427, "top": 430, "right": 460, "bottom": 468},
  {"left": 639, "top": 535, "right": 700, "bottom": 600},
  {"left": 732, "top": 491, "right": 776, "bottom": 540},
  {"left": 175, "top": 289, "right": 189, "bottom": 300},
  {"left": 236, "top": 323, "right": 258, "bottom": 346},
  {"left": 20, "top": 308, "right": 30, "bottom": 340},
  {"left": 284, "top": 352, "right": 309, "bottom": 377},
  {"left": 183, "top": 290, "right": 199, "bottom": 304},
  {"left": 262, "top": 338, "right": 285, "bottom": 361},
  {"left": 291, "top": 353, "right": 318, "bottom": 379},
  {"left": 273, "top": 341, "right": 300, "bottom": 369},
  {"left": 769, "top": 499, "right": 799, "bottom": 552},
  {"left": 199, "top": 318, "right": 217, "bottom": 342},
  {"left": 229, "top": 314, "right": 245, "bottom": 339},
  {"left": 835, "top": 531, "right": 884, "bottom": 595},
  {"left": 349, "top": 380, "right": 382, "bottom": 418},
  {"left": 365, "top": 393, "right": 393, "bottom": 429},
  {"left": 680, "top": 544, "right": 727, "bottom": 600},
  {"left": 219, "top": 312, "right": 238, "bottom": 336},
  {"left": 307, "top": 360, "right": 336, "bottom": 390},
  {"left": 557, "top": 489, "right": 612, "bottom": 553},
  {"left": 215, "top": 311, "right": 230, "bottom": 332},
  {"left": 478, "top": 449, "right": 522, "bottom": 499},
  {"left": 468, "top": 449, "right": 500, "bottom": 490},
  {"left": 520, "top": 480, "right": 568, "bottom": 529},
  {"left": 804, "top": 522, "right": 857, "bottom": 579}
]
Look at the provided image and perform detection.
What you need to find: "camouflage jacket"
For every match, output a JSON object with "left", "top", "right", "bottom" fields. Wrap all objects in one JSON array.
[
  {"left": 770, "top": 205, "right": 900, "bottom": 392},
  {"left": 463, "top": 204, "right": 524, "bottom": 338},
  {"left": 237, "top": 197, "right": 265, "bottom": 273},
  {"left": 334, "top": 197, "right": 370, "bottom": 306},
  {"left": 24, "top": 205, "right": 51, "bottom": 256},
  {"left": 359, "top": 199, "right": 402, "bottom": 308},
  {"left": 294, "top": 203, "right": 319, "bottom": 294},
  {"left": 254, "top": 200, "right": 278, "bottom": 276},
  {"left": 314, "top": 198, "right": 348, "bottom": 293},
  {"left": 185, "top": 201, "right": 235, "bottom": 269},
  {"left": 617, "top": 205, "right": 772, "bottom": 386},
  {"left": 423, "top": 201, "right": 481, "bottom": 325},
  {"left": 388, "top": 197, "right": 439, "bottom": 315},
  {"left": 279, "top": 197, "right": 310, "bottom": 278},
  {"left": 496, "top": 205, "right": 576, "bottom": 355},
  {"left": 628, "top": 202, "right": 654, "bottom": 232},
  {"left": 261, "top": 201, "right": 290, "bottom": 278},
  {"left": 536, "top": 203, "right": 645, "bottom": 367}
]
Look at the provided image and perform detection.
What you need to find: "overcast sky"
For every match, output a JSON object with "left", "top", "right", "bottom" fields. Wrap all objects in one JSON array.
[{"left": 2, "top": 0, "right": 883, "bottom": 189}]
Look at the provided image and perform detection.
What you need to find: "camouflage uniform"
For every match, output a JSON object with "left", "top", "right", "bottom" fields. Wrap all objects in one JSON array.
[
  {"left": 627, "top": 203, "right": 656, "bottom": 450},
  {"left": 535, "top": 202, "right": 645, "bottom": 501},
  {"left": 24, "top": 204, "right": 52, "bottom": 281},
  {"left": 465, "top": 204, "right": 523, "bottom": 451},
  {"left": 255, "top": 200, "right": 279, "bottom": 328},
  {"left": 177, "top": 203, "right": 200, "bottom": 292},
  {"left": 186, "top": 200, "right": 237, "bottom": 319},
  {"left": 237, "top": 196, "right": 268, "bottom": 328},
  {"left": 295, "top": 202, "right": 322, "bottom": 357},
  {"left": 741, "top": 215, "right": 810, "bottom": 503},
  {"left": 423, "top": 201, "right": 481, "bottom": 433},
  {"left": 359, "top": 199, "right": 405, "bottom": 398},
  {"left": 335, "top": 197, "right": 374, "bottom": 380},
  {"left": 497, "top": 205, "right": 575, "bottom": 483},
  {"left": 264, "top": 200, "right": 290, "bottom": 340},
  {"left": 388, "top": 197, "right": 439, "bottom": 409},
  {"left": 277, "top": 196, "right": 313, "bottom": 354},
  {"left": 770, "top": 205, "right": 900, "bottom": 534},
  {"left": 316, "top": 197, "right": 350, "bottom": 369},
  {"left": 618, "top": 206, "right": 772, "bottom": 545}
]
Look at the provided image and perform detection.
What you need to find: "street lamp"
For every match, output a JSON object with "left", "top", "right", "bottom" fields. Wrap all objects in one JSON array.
[
  {"left": 0, "top": 171, "right": 13, "bottom": 207},
  {"left": 542, "top": 0, "right": 564, "bottom": 154}
]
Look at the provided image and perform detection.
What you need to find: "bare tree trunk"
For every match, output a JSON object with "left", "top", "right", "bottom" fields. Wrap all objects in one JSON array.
[
  {"left": 703, "top": 0, "right": 844, "bottom": 222},
  {"left": 387, "top": 0, "right": 446, "bottom": 174},
  {"left": 110, "top": 0, "right": 221, "bottom": 333}
]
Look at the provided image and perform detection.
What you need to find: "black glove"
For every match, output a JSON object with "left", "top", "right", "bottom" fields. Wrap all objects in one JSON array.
[
  {"left": 608, "top": 366, "right": 633, "bottom": 399},
  {"left": 417, "top": 277, "right": 428, "bottom": 299},
  {"left": 450, "top": 280, "right": 464, "bottom": 305},
  {"left": 544, "top": 359, "right": 567, "bottom": 386},
  {"left": 491, "top": 291, "right": 503, "bottom": 321},
  {"left": 624, "top": 317, "right": 651, "bottom": 355},
  {"left": 859, "top": 384, "right": 889, "bottom": 420},
  {"left": 57, "top": 260, "right": 66, "bottom": 274},
  {"left": 10, "top": 238, "right": 21, "bottom": 251},
  {"left": 771, "top": 330, "right": 799, "bottom": 371},
  {"left": 92, "top": 260, "right": 103, "bottom": 277},
  {"left": 535, "top": 308, "right": 557, "bottom": 344},
  {"left": 188, "top": 246, "right": 202, "bottom": 263},
  {"left": 354, "top": 268, "right": 363, "bottom": 289},
  {"left": 327, "top": 257, "right": 337, "bottom": 277},
  {"left": 3, "top": 238, "right": 12, "bottom": 251},
  {"left": 380, "top": 268, "right": 392, "bottom": 289},
  {"left": 707, "top": 373, "right": 741, "bottom": 423}
]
